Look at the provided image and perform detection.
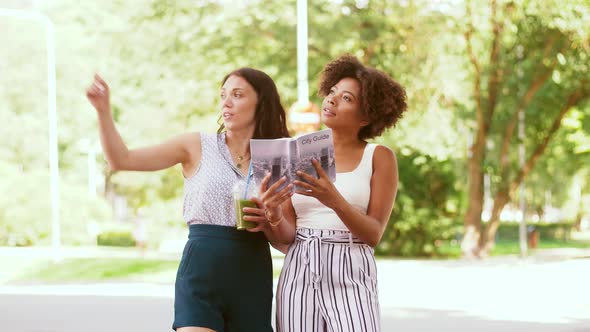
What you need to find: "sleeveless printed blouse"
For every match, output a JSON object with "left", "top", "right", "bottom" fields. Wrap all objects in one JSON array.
[{"left": 183, "top": 132, "right": 247, "bottom": 226}]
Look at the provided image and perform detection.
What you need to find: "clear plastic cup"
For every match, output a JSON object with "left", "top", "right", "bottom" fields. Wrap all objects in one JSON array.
[{"left": 232, "top": 179, "right": 258, "bottom": 230}]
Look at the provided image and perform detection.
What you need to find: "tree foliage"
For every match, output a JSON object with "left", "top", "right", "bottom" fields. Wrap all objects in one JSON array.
[{"left": 1, "top": 0, "right": 588, "bottom": 255}]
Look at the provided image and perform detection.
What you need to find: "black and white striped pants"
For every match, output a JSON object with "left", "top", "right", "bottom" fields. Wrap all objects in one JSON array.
[{"left": 276, "top": 228, "right": 381, "bottom": 332}]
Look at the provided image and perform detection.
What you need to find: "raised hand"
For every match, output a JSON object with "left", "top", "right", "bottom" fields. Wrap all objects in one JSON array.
[
  {"left": 86, "top": 74, "right": 111, "bottom": 113},
  {"left": 294, "top": 159, "right": 343, "bottom": 209}
]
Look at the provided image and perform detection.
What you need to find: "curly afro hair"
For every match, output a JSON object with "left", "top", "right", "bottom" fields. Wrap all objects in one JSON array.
[{"left": 318, "top": 55, "right": 407, "bottom": 140}]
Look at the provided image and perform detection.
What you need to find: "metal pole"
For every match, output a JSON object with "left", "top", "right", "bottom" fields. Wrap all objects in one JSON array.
[
  {"left": 518, "top": 109, "right": 527, "bottom": 257},
  {"left": 0, "top": 9, "right": 61, "bottom": 261},
  {"left": 45, "top": 14, "right": 61, "bottom": 262},
  {"left": 296, "top": 0, "right": 309, "bottom": 106},
  {"left": 516, "top": 44, "right": 527, "bottom": 258}
]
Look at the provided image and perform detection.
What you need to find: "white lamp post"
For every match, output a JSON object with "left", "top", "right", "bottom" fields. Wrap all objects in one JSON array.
[
  {"left": 289, "top": 0, "right": 321, "bottom": 134},
  {"left": 297, "top": 0, "right": 309, "bottom": 106},
  {"left": 0, "top": 8, "right": 61, "bottom": 261}
]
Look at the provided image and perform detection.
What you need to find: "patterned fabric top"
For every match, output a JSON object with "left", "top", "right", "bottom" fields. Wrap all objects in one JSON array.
[{"left": 183, "top": 132, "right": 247, "bottom": 226}]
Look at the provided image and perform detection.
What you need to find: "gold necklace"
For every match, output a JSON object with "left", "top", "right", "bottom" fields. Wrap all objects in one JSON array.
[
  {"left": 236, "top": 153, "right": 250, "bottom": 169},
  {"left": 226, "top": 135, "right": 250, "bottom": 169}
]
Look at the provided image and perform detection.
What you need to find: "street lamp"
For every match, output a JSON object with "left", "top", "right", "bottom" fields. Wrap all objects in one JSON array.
[
  {"left": 289, "top": 101, "right": 320, "bottom": 134},
  {"left": 289, "top": 0, "right": 321, "bottom": 135},
  {"left": 0, "top": 8, "right": 61, "bottom": 261},
  {"left": 296, "top": 0, "right": 309, "bottom": 107}
]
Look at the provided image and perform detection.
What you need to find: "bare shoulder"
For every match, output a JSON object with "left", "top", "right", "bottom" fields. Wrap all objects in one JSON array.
[
  {"left": 178, "top": 131, "right": 201, "bottom": 146},
  {"left": 373, "top": 144, "right": 397, "bottom": 168},
  {"left": 371, "top": 144, "right": 398, "bottom": 184},
  {"left": 180, "top": 131, "right": 202, "bottom": 160}
]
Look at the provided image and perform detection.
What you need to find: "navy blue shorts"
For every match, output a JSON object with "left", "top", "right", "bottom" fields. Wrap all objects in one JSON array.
[{"left": 173, "top": 224, "right": 273, "bottom": 332}]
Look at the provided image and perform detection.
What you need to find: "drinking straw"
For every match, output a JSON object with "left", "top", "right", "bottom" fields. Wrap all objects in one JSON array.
[{"left": 243, "top": 160, "right": 254, "bottom": 199}]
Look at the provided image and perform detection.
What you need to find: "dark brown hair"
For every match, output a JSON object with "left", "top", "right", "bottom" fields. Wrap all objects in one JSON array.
[
  {"left": 218, "top": 68, "right": 290, "bottom": 139},
  {"left": 318, "top": 55, "right": 407, "bottom": 140}
]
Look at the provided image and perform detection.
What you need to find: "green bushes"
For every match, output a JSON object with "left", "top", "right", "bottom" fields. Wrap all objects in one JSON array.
[
  {"left": 495, "top": 222, "right": 574, "bottom": 241},
  {"left": 377, "top": 198, "right": 461, "bottom": 257},
  {"left": 376, "top": 150, "right": 462, "bottom": 257},
  {"left": 96, "top": 231, "right": 136, "bottom": 247},
  {"left": 0, "top": 170, "right": 112, "bottom": 246},
  {"left": 374, "top": 147, "right": 575, "bottom": 257}
]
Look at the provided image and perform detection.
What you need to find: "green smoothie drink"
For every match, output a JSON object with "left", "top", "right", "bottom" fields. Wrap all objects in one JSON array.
[
  {"left": 232, "top": 178, "right": 258, "bottom": 230},
  {"left": 235, "top": 199, "right": 257, "bottom": 230}
]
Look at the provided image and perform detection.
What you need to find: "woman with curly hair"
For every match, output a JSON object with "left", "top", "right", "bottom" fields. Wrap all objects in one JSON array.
[{"left": 254, "top": 54, "right": 407, "bottom": 332}]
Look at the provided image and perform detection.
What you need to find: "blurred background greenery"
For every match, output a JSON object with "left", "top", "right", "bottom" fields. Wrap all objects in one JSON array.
[{"left": 1, "top": 0, "right": 589, "bottom": 261}]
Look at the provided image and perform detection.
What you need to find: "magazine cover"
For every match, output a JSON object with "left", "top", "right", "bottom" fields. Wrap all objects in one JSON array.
[{"left": 250, "top": 128, "right": 336, "bottom": 192}]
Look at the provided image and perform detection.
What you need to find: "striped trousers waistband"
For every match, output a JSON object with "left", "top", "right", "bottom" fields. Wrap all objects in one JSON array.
[{"left": 296, "top": 228, "right": 365, "bottom": 289}]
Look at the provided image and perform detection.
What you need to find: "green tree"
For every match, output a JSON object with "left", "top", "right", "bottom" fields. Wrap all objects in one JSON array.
[{"left": 451, "top": 0, "right": 590, "bottom": 256}]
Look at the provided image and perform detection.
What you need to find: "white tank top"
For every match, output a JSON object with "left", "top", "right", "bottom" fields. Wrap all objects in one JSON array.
[{"left": 293, "top": 143, "right": 377, "bottom": 231}]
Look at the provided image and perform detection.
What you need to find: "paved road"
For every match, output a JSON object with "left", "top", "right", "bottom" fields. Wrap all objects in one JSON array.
[
  {"left": 1, "top": 294, "right": 587, "bottom": 332},
  {"left": 1, "top": 250, "right": 589, "bottom": 331}
]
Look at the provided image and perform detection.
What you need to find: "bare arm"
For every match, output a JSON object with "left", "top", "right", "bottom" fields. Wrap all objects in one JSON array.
[
  {"left": 332, "top": 146, "right": 397, "bottom": 246},
  {"left": 295, "top": 145, "right": 398, "bottom": 247},
  {"left": 265, "top": 198, "right": 297, "bottom": 248},
  {"left": 87, "top": 74, "right": 200, "bottom": 173}
]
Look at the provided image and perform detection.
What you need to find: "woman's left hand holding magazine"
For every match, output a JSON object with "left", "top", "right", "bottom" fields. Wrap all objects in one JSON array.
[{"left": 294, "top": 159, "right": 344, "bottom": 210}]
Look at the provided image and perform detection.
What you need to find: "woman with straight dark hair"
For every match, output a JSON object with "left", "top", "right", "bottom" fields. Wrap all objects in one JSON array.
[{"left": 86, "top": 67, "right": 290, "bottom": 332}]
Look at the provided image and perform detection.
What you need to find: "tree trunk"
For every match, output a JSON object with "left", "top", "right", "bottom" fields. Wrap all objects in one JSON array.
[
  {"left": 574, "top": 213, "right": 582, "bottom": 232},
  {"left": 461, "top": 135, "right": 486, "bottom": 258},
  {"left": 103, "top": 166, "right": 115, "bottom": 201},
  {"left": 461, "top": 0, "right": 491, "bottom": 259},
  {"left": 480, "top": 189, "right": 510, "bottom": 256},
  {"left": 477, "top": 87, "right": 588, "bottom": 256}
]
